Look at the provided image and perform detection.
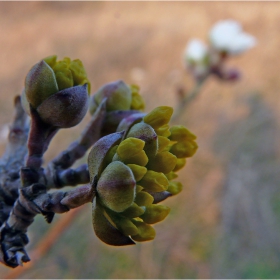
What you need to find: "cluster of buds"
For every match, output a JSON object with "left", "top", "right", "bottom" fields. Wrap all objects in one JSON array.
[
  {"left": 0, "top": 55, "right": 198, "bottom": 267},
  {"left": 88, "top": 106, "right": 197, "bottom": 245},
  {"left": 22, "top": 55, "right": 90, "bottom": 128},
  {"left": 20, "top": 55, "right": 91, "bottom": 169},
  {"left": 89, "top": 80, "right": 145, "bottom": 135},
  {"left": 184, "top": 20, "right": 256, "bottom": 81}
]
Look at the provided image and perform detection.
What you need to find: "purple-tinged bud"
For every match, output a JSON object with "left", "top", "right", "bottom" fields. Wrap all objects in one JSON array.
[
  {"left": 89, "top": 80, "right": 132, "bottom": 115},
  {"left": 97, "top": 161, "right": 136, "bottom": 213},
  {"left": 36, "top": 84, "right": 89, "bottom": 128},
  {"left": 88, "top": 131, "right": 124, "bottom": 183},
  {"left": 22, "top": 57, "right": 90, "bottom": 128},
  {"left": 92, "top": 198, "right": 135, "bottom": 246},
  {"left": 24, "top": 60, "right": 59, "bottom": 109}
]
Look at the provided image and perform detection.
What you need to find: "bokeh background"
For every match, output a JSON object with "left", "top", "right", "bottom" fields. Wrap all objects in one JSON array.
[{"left": 0, "top": 1, "right": 280, "bottom": 278}]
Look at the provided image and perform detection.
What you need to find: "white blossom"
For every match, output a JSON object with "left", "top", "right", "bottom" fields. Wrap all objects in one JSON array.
[
  {"left": 209, "top": 20, "right": 256, "bottom": 55},
  {"left": 183, "top": 39, "right": 210, "bottom": 80},
  {"left": 184, "top": 39, "right": 208, "bottom": 62}
]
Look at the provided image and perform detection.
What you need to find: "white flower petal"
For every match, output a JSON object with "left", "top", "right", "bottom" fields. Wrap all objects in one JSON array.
[
  {"left": 184, "top": 39, "right": 208, "bottom": 62},
  {"left": 209, "top": 19, "right": 256, "bottom": 54}
]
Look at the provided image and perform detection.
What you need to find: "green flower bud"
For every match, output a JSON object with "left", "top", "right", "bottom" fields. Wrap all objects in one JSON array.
[
  {"left": 139, "top": 170, "right": 169, "bottom": 192},
  {"left": 36, "top": 84, "right": 89, "bottom": 128},
  {"left": 126, "top": 123, "right": 158, "bottom": 158},
  {"left": 169, "top": 125, "right": 198, "bottom": 158},
  {"left": 157, "top": 136, "right": 171, "bottom": 152},
  {"left": 115, "top": 217, "right": 139, "bottom": 236},
  {"left": 116, "top": 113, "right": 145, "bottom": 135},
  {"left": 97, "top": 161, "right": 136, "bottom": 212},
  {"left": 116, "top": 138, "right": 148, "bottom": 166},
  {"left": 165, "top": 171, "right": 178, "bottom": 180},
  {"left": 127, "top": 164, "right": 147, "bottom": 181},
  {"left": 121, "top": 202, "right": 145, "bottom": 219},
  {"left": 130, "top": 84, "right": 145, "bottom": 111},
  {"left": 43, "top": 54, "right": 57, "bottom": 67},
  {"left": 90, "top": 80, "right": 132, "bottom": 114},
  {"left": 169, "top": 140, "right": 198, "bottom": 158},
  {"left": 22, "top": 56, "right": 91, "bottom": 128},
  {"left": 169, "top": 125, "right": 197, "bottom": 141},
  {"left": 134, "top": 191, "right": 154, "bottom": 206},
  {"left": 105, "top": 208, "right": 139, "bottom": 236},
  {"left": 44, "top": 55, "right": 91, "bottom": 93},
  {"left": 136, "top": 185, "right": 144, "bottom": 193},
  {"left": 147, "top": 151, "right": 177, "bottom": 174},
  {"left": 155, "top": 124, "right": 171, "bottom": 137},
  {"left": 140, "top": 205, "right": 170, "bottom": 224},
  {"left": 88, "top": 131, "right": 124, "bottom": 182},
  {"left": 143, "top": 106, "right": 173, "bottom": 129},
  {"left": 92, "top": 198, "right": 135, "bottom": 246},
  {"left": 131, "top": 220, "right": 156, "bottom": 242},
  {"left": 88, "top": 103, "right": 198, "bottom": 246},
  {"left": 167, "top": 181, "right": 183, "bottom": 195},
  {"left": 24, "top": 60, "right": 59, "bottom": 109},
  {"left": 173, "top": 158, "right": 187, "bottom": 172}
]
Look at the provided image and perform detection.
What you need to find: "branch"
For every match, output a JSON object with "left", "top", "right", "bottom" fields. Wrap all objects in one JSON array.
[
  {"left": 4, "top": 206, "right": 84, "bottom": 279},
  {"left": 0, "top": 183, "right": 94, "bottom": 267},
  {"left": 0, "top": 96, "right": 29, "bottom": 226},
  {"left": 172, "top": 77, "right": 207, "bottom": 122},
  {"left": 50, "top": 99, "right": 107, "bottom": 171}
]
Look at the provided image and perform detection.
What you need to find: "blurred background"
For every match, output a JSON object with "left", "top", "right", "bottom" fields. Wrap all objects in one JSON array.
[{"left": 0, "top": 1, "right": 280, "bottom": 278}]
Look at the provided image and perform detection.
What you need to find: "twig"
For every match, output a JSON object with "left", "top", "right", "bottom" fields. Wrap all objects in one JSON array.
[
  {"left": 0, "top": 96, "right": 29, "bottom": 226},
  {"left": 4, "top": 206, "right": 84, "bottom": 279},
  {"left": 172, "top": 77, "right": 207, "bottom": 122}
]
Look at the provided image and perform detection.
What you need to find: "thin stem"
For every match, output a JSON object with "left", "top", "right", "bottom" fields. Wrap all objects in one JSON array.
[
  {"left": 54, "top": 164, "right": 89, "bottom": 188},
  {"left": 50, "top": 99, "right": 107, "bottom": 170},
  {"left": 25, "top": 107, "right": 58, "bottom": 170},
  {"left": 172, "top": 76, "right": 208, "bottom": 122}
]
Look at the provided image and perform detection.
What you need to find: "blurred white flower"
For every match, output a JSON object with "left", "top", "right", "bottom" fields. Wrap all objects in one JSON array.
[
  {"left": 184, "top": 39, "right": 210, "bottom": 80},
  {"left": 184, "top": 39, "right": 208, "bottom": 62},
  {"left": 209, "top": 20, "right": 256, "bottom": 55}
]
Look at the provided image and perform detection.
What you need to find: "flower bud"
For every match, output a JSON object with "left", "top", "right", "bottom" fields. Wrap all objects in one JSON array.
[
  {"left": 105, "top": 208, "right": 139, "bottom": 236},
  {"left": 89, "top": 80, "right": 132, "bottom": 114},
  {"left": 147, "top": 151, "right": 177, "bottom": 174},
  {"left": 167, "top": 181, "right": 183, "bottom": 195},
  {"left": 89, "top": 81, "right": 146, "bottom": 116},
  {"left": 169, "top": 125, "right": 198, "bottom": 158},
  {"left": 126, "top": 122, "right": 158, "bottom": 158},
  {"left": 131, "top": 220, "right": 156, "bottom": 242},
  {"left": 92, "top": 198, "right": 135, "bottom": 246},
  {"left": 173, "top": 158, "right": 187, "bottom": 172},
  {"left": 134, "top": 191, "right": 154, "bottom": 206},
  {"left": 143, "top": 106, "right": 173, "bottom": 130},
  {"left": 130, "top": 84, "right": 145, "bottom": 111},
  {"left": 126, "top": 164, "right": 147, "bottom": 181},
  {"left": 24, "top": 60, "right": 59, "bottom": 109},
  {"left": 140, "top": 205, "right": 170, "bottom": 224},
  {"left": 121, "top": 203, "right": 145, "bottom": 218},
  {"left": 115, "top": 138, "right": 149, "bottom": 166},
  {"left": 97, "top": 161, "right": 136, "bottom": 212},
  {"left": 88, "top": 104, "right": 198, "bottom": 246},
  {"left": 36, "top": 84, "right": 89, "bottom": 128},
  {"left": 139, "top": 170, "right": 169, "bottom": 192},
  {"left": 88, "top": 131, "right": 124, "bottom": 182},
  {"left": 22, "top": 56, "right": 91, "bottom": 128}
]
